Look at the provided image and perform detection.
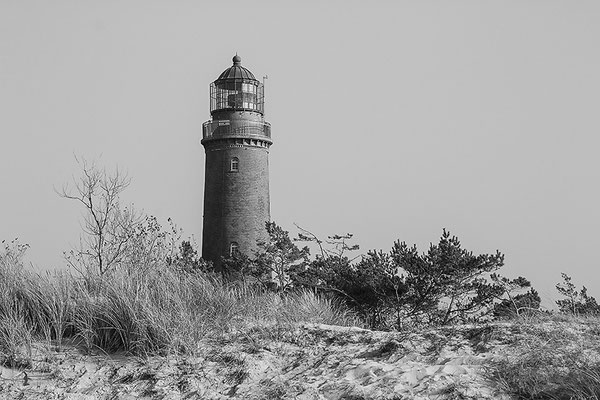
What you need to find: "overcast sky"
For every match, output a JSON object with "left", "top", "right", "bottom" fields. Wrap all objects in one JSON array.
[{"left": 1, "top": 1, "right": 599, "bottom": 307}]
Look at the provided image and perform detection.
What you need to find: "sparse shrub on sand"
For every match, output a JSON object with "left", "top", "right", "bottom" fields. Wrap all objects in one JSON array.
[
  {"left": 485, "top": 275, "right": 600, "bottom": 399},
  {"left": 487, "top": 314, "right": 600, "bottom": 400},
  {"left": 556, "top": 272, "right": 600, "bottom": 316}
]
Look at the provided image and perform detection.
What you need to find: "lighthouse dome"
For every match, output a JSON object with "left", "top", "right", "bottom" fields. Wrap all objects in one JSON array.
[
  {"left": 216, "top": 55, "right": 257, "bottom": 82},
  {"left": 210, "top": 55, "right": 264, "bottom": 114}
]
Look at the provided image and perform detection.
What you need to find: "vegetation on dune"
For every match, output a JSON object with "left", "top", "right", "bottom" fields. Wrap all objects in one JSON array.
[
  {"left": 0, "top": 239, "right": 358, "bottom": 365},
  {"left": 487, "top": 313, "right": 600, "bottom": 400},
  {"left": 555, "top": 272, "right": 600, "bottom": 316},
  {"left": 223, "top": 222, "right": 539, "bottom": 330},
  {"left": 3, "top": 158, "right": 600, "bottom": 398}
]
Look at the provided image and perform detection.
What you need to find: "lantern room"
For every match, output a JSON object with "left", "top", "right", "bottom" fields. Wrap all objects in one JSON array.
[{"left": 210, "top": 55, "right": 264, "bottom": 115}]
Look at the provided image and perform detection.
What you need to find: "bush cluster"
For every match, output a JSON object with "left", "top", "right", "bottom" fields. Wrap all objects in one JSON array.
[{"left": 221, "top": 224, "right": 541, "bottom": 330}]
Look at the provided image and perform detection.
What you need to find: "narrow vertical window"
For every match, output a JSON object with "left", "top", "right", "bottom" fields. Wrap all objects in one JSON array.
[
  {"left": 230, "top": 157, "right": 239, "bottom": 172},
  {"left": 230, "top": 242, "right": 239, "bottom": 257}
]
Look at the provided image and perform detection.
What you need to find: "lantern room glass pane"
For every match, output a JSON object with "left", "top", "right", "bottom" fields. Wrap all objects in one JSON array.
[{"left": 210, "top": 80, "right": 264, "bottom": 114}]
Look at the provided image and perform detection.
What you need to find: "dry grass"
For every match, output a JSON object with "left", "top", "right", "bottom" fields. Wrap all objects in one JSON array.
[
  {"left": 487, "top": 313, "right": 600, "bottom": 399},
  {"left": 0, "top": 242, "right": 359, "bottom": 361}
]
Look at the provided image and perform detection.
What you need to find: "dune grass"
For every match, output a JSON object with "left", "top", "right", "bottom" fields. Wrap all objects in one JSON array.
[
  {"left": 0, "top": 243, "right": 359, "bottom": 363},
  {"left": 487, "top": 313, "right": 600, "bottom": 399}
]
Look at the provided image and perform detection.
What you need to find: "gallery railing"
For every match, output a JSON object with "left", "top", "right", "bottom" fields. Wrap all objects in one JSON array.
[{"left": 202, "top": 120, "right": 271, "bottom": 140}]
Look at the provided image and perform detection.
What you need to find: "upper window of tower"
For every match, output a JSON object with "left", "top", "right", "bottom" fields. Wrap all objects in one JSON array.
[{"left": 230, "top": 157, "right": 239, "bottom": 172}]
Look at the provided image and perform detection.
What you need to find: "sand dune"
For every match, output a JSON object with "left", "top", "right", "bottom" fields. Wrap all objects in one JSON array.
[{"left": 0, "top": 321, "right": 588, "bottom": 399}]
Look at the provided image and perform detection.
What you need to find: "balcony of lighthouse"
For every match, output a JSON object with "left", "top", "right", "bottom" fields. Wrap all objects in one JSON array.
[{"left": 201, "top": 119, "right": 272, "bottom": 144}]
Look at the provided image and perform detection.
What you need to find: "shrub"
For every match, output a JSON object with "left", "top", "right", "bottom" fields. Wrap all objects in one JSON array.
[
  {"left": 293, "top": 228, "right": 519, "bottom": 328},
  {"left": 488, "top": 316, "right": 600, "bottom": 399},
  {"left": 556, "top": 273, "right": 600, "bottom": 315}
]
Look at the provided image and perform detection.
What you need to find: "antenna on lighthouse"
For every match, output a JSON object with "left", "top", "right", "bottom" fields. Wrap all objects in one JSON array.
[{"left": 263, "top": 75, "right": 268, "bottom": 113}]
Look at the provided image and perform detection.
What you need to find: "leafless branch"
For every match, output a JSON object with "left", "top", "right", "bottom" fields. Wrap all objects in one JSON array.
[{"left": 58, "top": 156, "right": 136, "bottom": 276}]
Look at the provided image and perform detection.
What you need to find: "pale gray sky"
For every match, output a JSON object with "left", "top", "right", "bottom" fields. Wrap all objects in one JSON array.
[{"left": 1, "top": 1, "right": 599, "bottom": 307}]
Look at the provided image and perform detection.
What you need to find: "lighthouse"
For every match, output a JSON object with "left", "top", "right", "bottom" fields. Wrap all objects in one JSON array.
[{"left": 201, "top": 55, "right": 272, "bottom": 269}]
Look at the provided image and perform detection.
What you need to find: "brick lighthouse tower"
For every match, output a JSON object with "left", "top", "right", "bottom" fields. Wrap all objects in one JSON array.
[{"left": 201, "top": 55, "right": 272, "bottom": 269}]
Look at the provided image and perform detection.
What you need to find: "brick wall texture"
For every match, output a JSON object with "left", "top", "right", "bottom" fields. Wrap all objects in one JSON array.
[{"left": 202, "top": 141, "right": 270, "bottom": 268}]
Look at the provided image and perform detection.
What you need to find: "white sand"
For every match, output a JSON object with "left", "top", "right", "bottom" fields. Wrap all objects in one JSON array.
[{"left": 0, "top": 322, "right": 545, "bottom": 399}]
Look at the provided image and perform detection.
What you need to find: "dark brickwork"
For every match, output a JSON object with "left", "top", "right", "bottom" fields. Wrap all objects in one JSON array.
[
  {"left": 202, "top": 109, "right": 272, "bottom": 270},
  {"left": 202, "top": 137, "right": 270, "bottom": 267}
]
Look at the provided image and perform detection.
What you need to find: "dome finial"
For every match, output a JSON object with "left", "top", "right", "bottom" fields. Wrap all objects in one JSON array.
[{"left": 232, "top": 53, "right": 242, "bottom": 65}]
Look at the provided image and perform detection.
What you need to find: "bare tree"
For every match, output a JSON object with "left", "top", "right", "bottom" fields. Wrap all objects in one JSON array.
[{"left": 58, "top": 157, "right": 140, "bottom": 276}]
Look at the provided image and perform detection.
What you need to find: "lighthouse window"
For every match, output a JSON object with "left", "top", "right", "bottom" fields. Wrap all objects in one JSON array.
[
  {"left": 230, "top": 242, "right": 239, "bottom": 257},
  {"left": 230, "top": 157, "right": 239, "bottom": 172}
]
